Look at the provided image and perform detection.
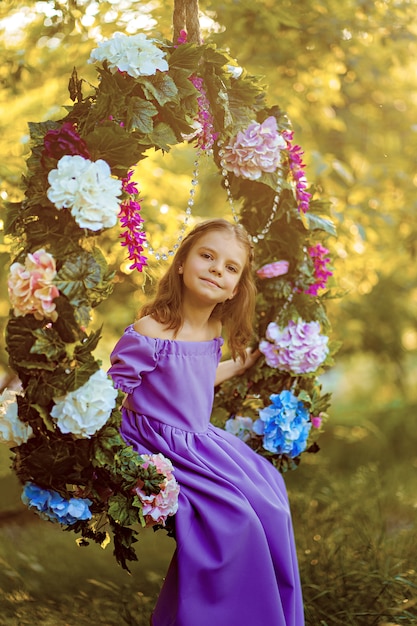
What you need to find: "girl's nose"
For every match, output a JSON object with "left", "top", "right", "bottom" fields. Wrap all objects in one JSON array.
[{"left": 210, "top": 263, "right": 222, "bottom": 275}]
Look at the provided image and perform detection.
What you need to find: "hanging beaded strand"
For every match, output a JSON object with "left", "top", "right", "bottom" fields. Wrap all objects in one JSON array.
[
  {"left": 217, "top": 138, "right": 283, "bottom": 243},
  {"left": 142, "top": 149, "right": 202, "bottom": 260}
]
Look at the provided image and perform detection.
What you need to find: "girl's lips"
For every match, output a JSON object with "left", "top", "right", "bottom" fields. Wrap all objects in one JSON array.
[{"left": 201, "top": 277, "right": 221, "bottom": 288}]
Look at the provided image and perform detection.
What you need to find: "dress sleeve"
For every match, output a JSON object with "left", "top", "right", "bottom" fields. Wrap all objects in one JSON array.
[{"left": 107, "top": 328, "right": 158, "bottom": 394}]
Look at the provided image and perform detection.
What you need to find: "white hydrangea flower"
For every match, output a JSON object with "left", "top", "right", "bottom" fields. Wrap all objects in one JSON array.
[
  {"left": 50, "top": 370, "right": 118, "bottom": 438},
  {"left": 47, "top": 155, "right": 123, "bottom": 231},
  {"left": 0, "top": 388, "right": 33, "bottom": 446},
  {"left": 89, "top": 32, "right": 168, "bottom": 78}
]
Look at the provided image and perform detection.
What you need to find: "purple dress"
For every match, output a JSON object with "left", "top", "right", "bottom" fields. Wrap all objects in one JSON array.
[{"left": 108, "top": 324, "right": 304, "bottom": 626}]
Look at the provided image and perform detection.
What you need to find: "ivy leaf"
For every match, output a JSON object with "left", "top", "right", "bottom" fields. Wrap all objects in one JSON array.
[
  {"left": 141, "top": 73, "right": 179, "bottom": 107},
  {"left": 30, "top": 327, "right": 67, "bottom": 361},
  {"left": 73, "top": 305, "right": 91, "bottom": 329},
  {"left": 126, "top": 97, "right": 158, "bottom": 134},
  {"left": 108, "top": 493, "right": 140, "bottom": 526},
  {"left": 93, "top": 425, "right": 125, "bottom": 468},
  {"left": 170, "top": 68, "right": 199, "bottom": 99},
  {"left": 64, "top": 361, "right": 100, "bottom": 394},
  {"left": 159, "top": 107, "right": 197, "bottom": 138},
  {"left": 55, "top": 250, "right": 103, "bottom": 306},
  {"left": 26, "top": 371, "right": 68, "bottom": 405},
  {"left": 111, "top": 523, "right": 138, "bottom": 572},
  {"left": 53, "top": 296, "right": 83, "bottom": 344},
  {"left": 202, "top": 45, "right": 231, "bottom": 67},
  {"left": 168, "top": 43, "right": 204, "bottom": 70},
  {"left": 31, "top": 403, "right": 56, "bottom": 432},
  {"left": 6, "top": 316, "right": 46, "bottom": 368},
  {"left": 296, "top": 390, "right": 313, "bottom": 408},
  {"left": 304, "top": 213, "right": 337, "bottom": 237},
  {"left": 85, "top": 124, "right": 144, "bottom": 171},
  {"left": 4, "top": 202, "right": 22, "bottom": 236},
  {"left": 148, "top": 122, "right": 179, "bottom": 151},
  {"left": 73, "top": 328, "right": 102, "bottom": 363},
  {"left": 28, "top": 120, "right": 60, "bottom": 145}
]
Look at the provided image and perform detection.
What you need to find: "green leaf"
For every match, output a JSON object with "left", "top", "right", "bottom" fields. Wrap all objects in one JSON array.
[
  {"left": 6, "top": 316, "right": 46, "bottom": 368},
  {"left": 148, "top": 122, "right": 179, "bottom": 151},
  {"left": 111, "top": 523, "right": 138, "bottom": 571},
  {"left": 141, "top": 73, "right": 179, "bottom": 107},
  {"left": 126, "top": 97, "right": 158, "bottom": 134},
  {"left": 168, "top": 43, "right": 204, "bottom": 70},
  {"left": 4, "top": 202, "right": 23, "bottom": 236},
  {"left": 73, "top": 304, "right": 92, "bottom": 328},
  {"left": 64, "top": 361, "right": 100, "bottom": 394},
  {"left": 170, "top": 68, "right": 199, "bottom": 99},
  {"left": 93, "top": 425, "right": 124, "bottom": 468},
  {"left": 202, "top": 45, "right": 231, "bottom": 68},
  {"left": 84, "top": 124, "right": 143, "bottom": 171},
  {"left": 73, "top": 328, "right": 102, "bottom": 363},
  {"left": 31, "top": 403, "right": 56, "bottom": 431},
  {"left": 52, "top": 296, "right": 83, "bottom": 344},
  {"left": 27, "top": 120, "right": 60, "bottom": 145},
  {"left": 30, "top": 327, "right": 67, "bottom": 361},
  {"left": 304, "top": 213, "right": 337, "bottom": 236},
  {"left": 108, "top": 493, "right": 140, "bottom": 526},
  {"left": 55, "top": 250, "right": 103, "bottom": 306},
  {"left": 297, "top": 390, "right": 313, "bottom": 407}
]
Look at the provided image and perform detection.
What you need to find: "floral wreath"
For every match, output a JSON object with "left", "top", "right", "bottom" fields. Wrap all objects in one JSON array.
[{"left": 1, "top": 27, "right": 337, "bottom": 570}]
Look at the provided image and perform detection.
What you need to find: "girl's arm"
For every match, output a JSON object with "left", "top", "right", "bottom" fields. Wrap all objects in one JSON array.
[{"left": 215, "top": 349, "right": 260, "bottom": 386}]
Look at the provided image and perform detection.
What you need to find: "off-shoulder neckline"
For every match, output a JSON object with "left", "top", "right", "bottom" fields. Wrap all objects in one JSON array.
[{"left": 126, "top": 324, "right": 223, "bottom": 345}]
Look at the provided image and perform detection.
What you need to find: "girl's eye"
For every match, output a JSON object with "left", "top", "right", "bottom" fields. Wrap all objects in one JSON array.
[
  {"left": 227, "top": 265, "right": 238, "bottom": 273},
  {"left": 201, "top": 252, "right": 212, "bottom": 259}
]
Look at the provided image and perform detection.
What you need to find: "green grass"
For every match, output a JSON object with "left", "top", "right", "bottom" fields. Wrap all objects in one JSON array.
[
  {"left": 286, "top": 399, "right": 417, "bottom": 625},
  {"left": 1, "top": 398, "right": 417, "bottom": 624},
  {"left": 0, "top": 508, "right": 174, "bottom": 626}
]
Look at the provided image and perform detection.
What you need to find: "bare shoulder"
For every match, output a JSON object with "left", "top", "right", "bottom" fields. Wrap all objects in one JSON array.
[{"left": 133, "top": 315, "right": 172, "bottom": 339}]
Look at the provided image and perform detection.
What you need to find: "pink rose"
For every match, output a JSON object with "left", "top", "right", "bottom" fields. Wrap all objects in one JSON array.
[
  {"left": 8, "top": 249, "right": 59, "bottom": 321},
  {"left": 256, "top": 260, "right": 289, "bottom": 279},
  {"left": 133, "top": 453, "right": 180, "bottom": 527}
]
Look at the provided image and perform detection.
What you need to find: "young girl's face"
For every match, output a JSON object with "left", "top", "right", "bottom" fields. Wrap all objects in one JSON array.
[{"left": 180, "top": 230, "right": 247, "bottom": 306}]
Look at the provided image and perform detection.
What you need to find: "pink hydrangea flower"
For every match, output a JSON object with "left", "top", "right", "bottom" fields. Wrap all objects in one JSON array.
[
  {"left": 256, "top": 260, "right": 289, "bottom": 279},
  {"left": 133, "top": 453, "right": 180, "bottom": 527},
  {"left": 259, "top": 319, "right": 329, "bottom": 374},
  {"left": 222, "top": 116, "right": 286, "bottom": 180},
  {"left": 8, "top": 249, "right": 59, "bottom": 321}
]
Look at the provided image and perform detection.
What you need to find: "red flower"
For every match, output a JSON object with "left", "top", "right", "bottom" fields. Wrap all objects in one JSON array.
[{"left": 41, "top": 122, "right": 90, "bottom": 169}]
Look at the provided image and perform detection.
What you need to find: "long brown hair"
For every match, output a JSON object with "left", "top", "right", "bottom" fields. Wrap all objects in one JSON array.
[{"left": 140, "top": 219, "right": 256, "bottom": 360}]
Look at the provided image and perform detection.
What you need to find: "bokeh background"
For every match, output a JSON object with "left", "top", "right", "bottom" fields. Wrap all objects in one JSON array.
[{"left": 1, "top": 1, "right": 417, "bottom": 624}]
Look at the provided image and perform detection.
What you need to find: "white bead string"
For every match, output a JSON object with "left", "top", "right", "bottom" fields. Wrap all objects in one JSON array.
[
  {"left": 142, "top": 149, "right": 203, "bottom": 260},
  {"left": 142, "top": 138, "right": 283, "bottom": 261},
  {"left": 217, "top": 139, "right": 283, "bottom": 243}
]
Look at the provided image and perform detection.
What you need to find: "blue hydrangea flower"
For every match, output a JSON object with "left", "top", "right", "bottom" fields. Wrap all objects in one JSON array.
[
  {"left": 22, "top": 482, "right": 92, "bottom": 525},
  {"left": 253, "top": 390, "right": 311, "bottom": 458}
]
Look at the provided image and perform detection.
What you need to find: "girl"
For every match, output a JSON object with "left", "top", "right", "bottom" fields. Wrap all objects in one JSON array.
[{"left": 108, "top": 219, "right": 304, "bottom": 626}]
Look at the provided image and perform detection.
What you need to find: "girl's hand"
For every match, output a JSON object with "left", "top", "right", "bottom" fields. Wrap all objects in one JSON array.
[
  {"left": 215, "top": 348, "right": 261, "bottom": 386},
  {"left": 241, "top": 348, "right": 261, "bottom": 373}
]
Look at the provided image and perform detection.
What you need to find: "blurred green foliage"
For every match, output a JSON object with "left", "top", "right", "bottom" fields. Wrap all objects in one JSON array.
[{"left": 1, "top": 0, "right": 417, "bottom": 387}]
